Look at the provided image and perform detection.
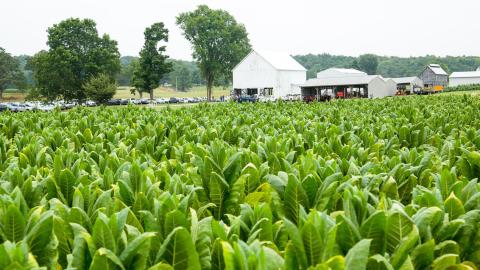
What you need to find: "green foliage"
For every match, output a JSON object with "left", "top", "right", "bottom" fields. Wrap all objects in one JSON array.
[
  {"left": 83, "top": 73, "right": 117, "bottom": 104},
  {"left": 444, "top": 84, "right": 480, "bottom": 92},
  {"left": 176, "top": 5, "right": 251, "bottom": 100},
  {"left": 358, "top": 54, "right": 379, "bottom": 75},
  {"left": 0, "top": 47, "right": 25, "bottom": 100},
  {"left": 29, "top": 18, "right": 120, "bottom": 101},
  {"left": 0, "top": 95, "right": 479, "bottom": 269},
  {"left": 294, "top": 54, "right": 480, "bottom": 79},
  {"left": 132, "top": 22, "right": 173, "bottom": 100}
]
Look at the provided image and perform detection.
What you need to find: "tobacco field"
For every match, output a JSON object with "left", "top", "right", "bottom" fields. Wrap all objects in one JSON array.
[{"left": 0, "top": 95, "right": 480, "bottom": 270}]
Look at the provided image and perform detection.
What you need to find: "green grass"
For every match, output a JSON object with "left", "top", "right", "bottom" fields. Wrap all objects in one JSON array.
[{"left": 114, "top": 86, "right": 230, "bottom": 99}]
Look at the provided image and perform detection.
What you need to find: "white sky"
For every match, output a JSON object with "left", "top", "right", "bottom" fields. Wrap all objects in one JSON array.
[{"left": 1, "top": 0, "right": 479, "bottom": 60}]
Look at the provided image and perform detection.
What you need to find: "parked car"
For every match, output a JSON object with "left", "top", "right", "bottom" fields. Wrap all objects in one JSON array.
[
  {"left": 237, "top": 95, "right": 257, "bottom": 103},
  {"left": 37, "top": 103, "right": 55, "bottom": 112},
  {"left": 155, "top": 98, "right": 168, "bottom": 104},
  {"left": 139, "top": 98, "right": 150, "bottom": 104},
  {"left": 108, "top": 99, "right": 121, "bottom": 105},
  {"left": 5, "top": 103, "right": 27, "bottom": 112},
  {"left": 258, "top": 96, "right": 276, "bottom": 103},
  {"left": 85, "top": 100, "right": 96, "bottom": 107},
  {"left": 0, "top": 104, "right": 7, "bottom": 112},
  {"left": 168, "top": 97, "right": 180, "bottom": 104}
]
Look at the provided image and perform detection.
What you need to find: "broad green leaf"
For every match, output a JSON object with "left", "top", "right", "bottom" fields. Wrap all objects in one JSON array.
[
  {"left": 3, "top": 204, "right": 26, "bottom": 242},
  {"left": 345, "top": 239, "right": 371, "bottom": 270}
]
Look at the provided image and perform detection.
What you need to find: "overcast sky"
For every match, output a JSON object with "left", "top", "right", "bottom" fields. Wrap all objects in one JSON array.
[{"left": 1, "top": 0, "right": 479, "bottom": 60}]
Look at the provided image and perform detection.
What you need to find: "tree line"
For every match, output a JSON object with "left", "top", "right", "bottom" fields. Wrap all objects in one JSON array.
[
  {"left": 0, "top": 5, "right": 251, "bottom": 102},
  {"left": 295, "top": 53, "right": 480, "bottom": 79}
]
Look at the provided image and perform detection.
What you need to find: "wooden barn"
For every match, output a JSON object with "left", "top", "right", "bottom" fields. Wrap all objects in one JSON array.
[{"left": 419, "top": 64, "right": 448, "bottom": 91}]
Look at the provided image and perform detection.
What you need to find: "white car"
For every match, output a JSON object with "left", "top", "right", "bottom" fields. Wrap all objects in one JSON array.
[
  {"left": 85, "top": 100, "right": 97, "bottom": 107},
  {"left": 155, "top": 98, "right": 168, "bottom": 104},
  {"left": 37, "top": 103, "right": 55, "bottom": 112}
]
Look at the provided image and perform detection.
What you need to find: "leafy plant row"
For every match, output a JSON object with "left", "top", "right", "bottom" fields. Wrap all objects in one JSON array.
[{"left": 0, "top": 95, "right": 479, "bottom": 269}]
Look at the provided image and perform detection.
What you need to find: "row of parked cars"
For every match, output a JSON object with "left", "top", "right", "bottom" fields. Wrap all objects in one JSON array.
[
  {"left": 0, "top": 101, "right": 77, "bottom": 112},
  {"left": 0, "top": 96, "right": 229, "bottom": 113},
  {"left": 234, "top": 94, "right": 301, "bottom": 103}
]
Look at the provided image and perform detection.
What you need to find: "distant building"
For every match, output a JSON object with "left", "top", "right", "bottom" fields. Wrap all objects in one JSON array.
[
  {"left": 316, "top": 68, "right": 367, "bottom": 78},
  {"left": 391, "top": 77, "right": 424, "bottom": 93},
  {"left": 301, "top": 68, "right": 395, "bottom": 99},
  {"left": 232, "top": 49, "right": 307, "bottom": 98},
  {"left": 449, "top": 71, "right": 480, "bottom": 87},
  {"left": 419, "top": 64, "right": 448, "bottom": 91}
]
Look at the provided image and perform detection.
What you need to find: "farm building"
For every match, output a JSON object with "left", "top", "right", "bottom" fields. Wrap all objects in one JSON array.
[
  {"left": 419, "top": 64, "right": 448, "bottom": 91},
  {"left": 301, "top": 74, "right": 394, "bottom": 100},
  {"left": 449, "top": 71, "right": 480, "bottom": 87},
  {"left": 391, "top": 77, "right": 424, "bottom": 93},
  {"left": 301, "top": 68, "right": 395, "bottom": 100},
  {"left": 232, "top": 50, "right": 307, "bottom": 98}
]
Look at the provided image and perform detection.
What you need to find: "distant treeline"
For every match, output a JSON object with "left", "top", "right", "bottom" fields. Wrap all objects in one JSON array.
[
  {"left": 116, "top": 56, "right": 205, "bottom": 90},
  {"left": 294, "top": 54, "right": 480, "bottom": 79},
  {"left": 13, "top": 53, "right": 480, "bottom": 89}
]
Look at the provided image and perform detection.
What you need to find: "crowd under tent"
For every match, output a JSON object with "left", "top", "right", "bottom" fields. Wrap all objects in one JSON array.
[
  {"left": 449, "top": 71, "right": 480, "bottom": 87},
  {"left": 232, "top": 49, "right": 306, "bottom": 98},
  {"left": 301, "top": 75, "right": 394, "bottom": 100}
]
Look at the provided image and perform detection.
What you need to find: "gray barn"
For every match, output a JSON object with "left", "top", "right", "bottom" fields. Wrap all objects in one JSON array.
[{"left": 419, "top": 64, "right": 448, "bottom": 91}]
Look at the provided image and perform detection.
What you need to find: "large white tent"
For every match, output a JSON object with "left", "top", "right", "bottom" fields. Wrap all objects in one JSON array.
[
  {"left": 301, "top": 68, "right": 395, "bottom": 99},
  {"left": 449, "top": 71, "right": 480, "bottom": 87},
  {"left": 232, "top": 50, "right": 307, "bottom": 98}
]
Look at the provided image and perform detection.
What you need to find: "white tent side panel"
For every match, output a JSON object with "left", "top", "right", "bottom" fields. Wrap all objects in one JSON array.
[
  {"left": 277, "top": 70, "right": 306, "bottom": 97},
  {"left": 385, "top": 79, "right": 398, "bottom": 96},
  {"left": 368, "top": 78, "right": 391, "bottom": 98},
  {"left": 233, "top": 52, "right": 278, "bottom": 90},
  {"left": 449, "top": 77, "right": 480, "bottom": 87}
]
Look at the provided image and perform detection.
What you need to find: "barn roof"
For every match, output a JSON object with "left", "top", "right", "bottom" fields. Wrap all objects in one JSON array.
[
  {"left": 450, "top": 71, "right": 480, "bottom": 78},
  {"left": 302, "top": 75, "right": 383, "bottom": 87},
  {"left": 254, "top": 50, "right": 307, "bottom": 71},
  {"left": 316, "top": 68, "right": 367, "bottom": 78},
  {"left": 427, "top": 64, "right": 448, "bottom": 75}
]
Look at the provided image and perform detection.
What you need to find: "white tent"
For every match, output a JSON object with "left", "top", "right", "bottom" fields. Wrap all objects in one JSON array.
[
  {"left": 449, "top": 71, "right": 480, "bottom": 87},
  {"left": 301, "top": 75, "right": 394, "bottom": 98},
  {"left": 232, "top": 50, "right": 307, "bottom": 98}
]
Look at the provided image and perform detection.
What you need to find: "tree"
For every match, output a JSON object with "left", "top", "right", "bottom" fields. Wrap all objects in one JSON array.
[
  {"left": 176, "top": 5, "right": 251, "bottom": 101},
  {"left": 31, "top": 18, "right": 120, "bottom": 101},
  {"left": 0, "top": 47, "right": 25, "bottom": 101},
  {"left": 116, "top": 57, "right": 139, "bottom": 86},
  {"left": 172, "top": 65, "right": 192, "bottom": 91},
  {"left": 132, "top": 22, "right": 173, "bottom": 100},
  {"left": 83, "top": 73, "right": 117, "bottom": 104},
  {"left": 358, "top": 54, "right": 379, "bottom": 75}
]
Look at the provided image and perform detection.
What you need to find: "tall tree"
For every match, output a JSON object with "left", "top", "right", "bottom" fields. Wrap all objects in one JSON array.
[
  {"left": 176, "top": 5, "right": 251, "bottom": 101},
  {"left": 0, "top": 47, "right": 24, "bottom": 101},
  {"left": 358, "top": 54, "right": 379, "bottom": 75},
  {"left": 30, "top": 18, "right": 120, "bottom": 101},
  {"left": 132, "top": 22, "right": 172, "bottom": 100}
]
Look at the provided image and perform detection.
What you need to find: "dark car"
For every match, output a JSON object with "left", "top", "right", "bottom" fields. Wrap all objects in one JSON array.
[
  {"left": 0, "top": 104, "right": 7, "bottom": 112},
  {"left": 107, "top": 99, "right": 121, "bottom": 105},
  {"left": 237, "top": 95, "right": 257, "bottom": 103},
  {"left": 169, "top": 97, "right": 179, "bottom": 104}
]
